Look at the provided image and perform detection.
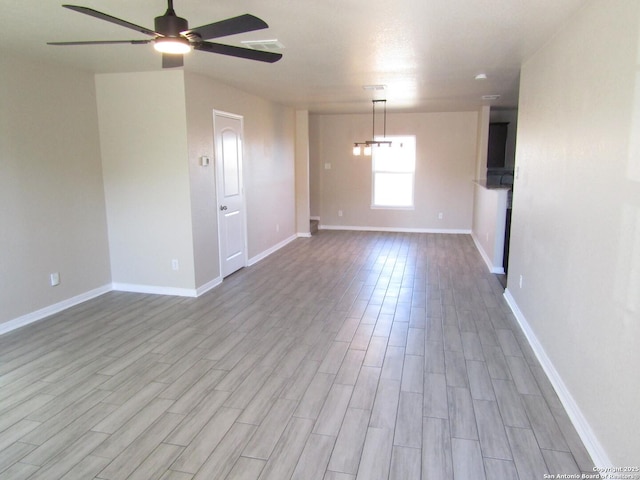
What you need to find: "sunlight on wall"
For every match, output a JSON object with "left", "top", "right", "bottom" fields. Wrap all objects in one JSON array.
[
  {"left": 628, "top": 17, "right": 640, "bottom": 182},
  {"left": 618, "top": 6, "right": 640, "bottom": 327},
  {"left": 616, "top": 205, "right": 640, "bottom": 325}
]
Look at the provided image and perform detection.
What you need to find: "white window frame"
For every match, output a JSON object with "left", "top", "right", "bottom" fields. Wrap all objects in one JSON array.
[{"left": 371, "top": 135, "right": 416, "bottom": 210}]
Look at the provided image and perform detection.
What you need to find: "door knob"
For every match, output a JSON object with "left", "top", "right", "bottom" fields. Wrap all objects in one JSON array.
[{"left": 220, "top": 205, "right": 228, "bottom": 211}]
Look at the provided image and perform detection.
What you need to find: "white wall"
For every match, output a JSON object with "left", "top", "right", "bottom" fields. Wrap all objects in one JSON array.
[
  {"left": 96, "top": 71, "right": 196, "bottom": 294},
  {"left": 508, "top": 0, "right": 640, "bottom": 465},
  {"left": 309, "top": 111, "right": 478, "bottom": 231},
  {"left": 0, "top": 54, "right": 111, "bottom": 328},
  {"left": 472, "top": 184, "right": 508, "bottom": 273},
  {"left": 473, "top": 105, "right": 510, "bottom": 273},
  {"left": 183, "top": 72, "right": 296, "bottom": 267}
]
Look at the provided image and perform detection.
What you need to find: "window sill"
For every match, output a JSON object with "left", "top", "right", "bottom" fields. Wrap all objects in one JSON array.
[{"left": 370, "top": 205, "right": 415, "bottom": 211}]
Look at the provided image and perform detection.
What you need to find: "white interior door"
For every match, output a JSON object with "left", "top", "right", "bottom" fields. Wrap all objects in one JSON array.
[{"left": 214, "top": 111, "right": 247, "bottom": 278}]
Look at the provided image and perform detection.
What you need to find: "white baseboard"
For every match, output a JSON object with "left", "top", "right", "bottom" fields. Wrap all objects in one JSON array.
[
  {"left": 319, "top": 225, "right": 472, "bottom": 234},
  {"left": 112, "top": 282, "right": 197, "bottom": 298},
  {"left": 195, "top": 276, "right": 223, "bottom": 296},
  {"left": 247, "top": 234, "right": 298, "bottom": 266},
  {"left": 117, "top": 277, "right": 223, "bottom": 298},
  {"left": 1, "top": 275, "right": 226, "bottom": 337},
  {"left": 503, "top": 288, "right": 612, "bottom": 468},
  {"left": 0, "top": 284, "right": 112, "bottom": 336},
  {"left": 471, "top": 232, "right": 505, "bottom": 274},
  {"left": 297, "top": 232, "right": 312, "bottom": 238}
]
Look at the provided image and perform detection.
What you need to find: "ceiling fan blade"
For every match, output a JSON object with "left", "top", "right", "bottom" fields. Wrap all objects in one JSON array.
[
  {"left": 185, "top": 14, "right": 268, "bottom": 40},
  {"left": 62, "top": 5, "right": 158, "bottom": 37},
  {"left": 47, "top": 40, "right": 151, "bottom": 46},
  {"left": 162, "top": 53, "right": 184, "bottom": 69},
  {"left": 196, "top": 41, "right": 282, "bottom": 63}
]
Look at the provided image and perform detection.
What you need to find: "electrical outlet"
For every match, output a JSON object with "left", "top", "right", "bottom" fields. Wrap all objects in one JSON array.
[
  {"left": 276, "top": 224, "right": 280, "bottom": 232},
  {"left": 338, "top": 210, "right": 343, "bottom": 217},
  {"left": 172, "top": 259, "right": 179, "bottom": 271},
  {"left": 50, "top": 272, "right": 60, "bottom": 286},
  {"left": 438, "top": 212, "right": 443, "bottom": 220}
]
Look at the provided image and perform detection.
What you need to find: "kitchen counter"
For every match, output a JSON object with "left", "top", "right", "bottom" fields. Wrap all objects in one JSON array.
[{"left": 474, "top": 179, "right": 512, "bottom": 190}]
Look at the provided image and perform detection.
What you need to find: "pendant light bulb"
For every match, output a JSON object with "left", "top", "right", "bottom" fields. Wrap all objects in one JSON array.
[{"left": 353, "top": 144, "right": 361, "bottom": 156}]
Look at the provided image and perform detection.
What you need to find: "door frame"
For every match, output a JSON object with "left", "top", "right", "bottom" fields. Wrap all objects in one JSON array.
[{"left": 213, "top": 109, "right": 248, "bottom": 279}]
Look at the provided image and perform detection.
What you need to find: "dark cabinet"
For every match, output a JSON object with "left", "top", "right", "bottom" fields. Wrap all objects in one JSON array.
[{"left": 487, "top": 122, "right": 508, "bottom": 168}]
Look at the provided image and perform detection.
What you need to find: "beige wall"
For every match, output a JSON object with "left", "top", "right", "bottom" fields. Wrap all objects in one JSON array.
[
  {"left": 96, "top": 71, "right": 295, "bottom": 294},
  {"left": 96, "top": 71, "right": 196, "bottom": 294},
  {"left": 1, "top": 63, "right": 297, "bottom": 328},
  {"left": 184, "top": 73, "right": 296, "bottom": 266},
  {"left": 309, "top": 114, "right": 322, "bottom": 220},
  {"left": 309, "top": 111, "right": 478, "bottom": 231},
  {"left": 508, "top": 0, "right": 640, "bottom": 465},
  {"left": 295, "top": 110, "right": 311, "bottom": 236},
  {"left": 183, "top": 73, "right": 221, "bottom": 289},
  {"left": 0, "top": 54, "right": 111, "bottom": 327}
]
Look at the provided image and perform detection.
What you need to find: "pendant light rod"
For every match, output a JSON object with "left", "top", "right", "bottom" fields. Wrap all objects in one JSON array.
[
  {"left": 383, "top": 99, "right": 387, "bottom": 138},
  {"left": 353, "top": 99, "right": 392, "bottom": 156},
  {"left": 372, "top": 99, "right": 376, "bottom": 140},
  {"left": 371, "top": 99, "right": 387, "bottom": 141}
]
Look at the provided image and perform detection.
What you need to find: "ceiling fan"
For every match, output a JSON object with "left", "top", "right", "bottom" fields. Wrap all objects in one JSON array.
[{"left": 47, "top": 0, "right": 283, "bottom": 68}]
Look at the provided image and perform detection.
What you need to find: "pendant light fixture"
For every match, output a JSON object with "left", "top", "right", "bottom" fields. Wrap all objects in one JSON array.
[{"left": 353, "top": 99, "right": 392, "bottom": 156}]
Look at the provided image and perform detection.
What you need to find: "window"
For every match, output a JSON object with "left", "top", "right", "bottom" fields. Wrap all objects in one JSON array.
[{"left": 371, "top": 135, "right": 416, "bottom": 208}]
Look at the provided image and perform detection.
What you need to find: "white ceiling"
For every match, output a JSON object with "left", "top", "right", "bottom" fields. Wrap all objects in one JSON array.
[{"left": 0, "top": 0, "right": 585, "bottom": 114}]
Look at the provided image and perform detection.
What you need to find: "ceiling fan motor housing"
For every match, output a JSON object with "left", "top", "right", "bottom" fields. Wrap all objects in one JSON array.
[{"left": 155, "top": 13, "right": 189, "bottom": 37}]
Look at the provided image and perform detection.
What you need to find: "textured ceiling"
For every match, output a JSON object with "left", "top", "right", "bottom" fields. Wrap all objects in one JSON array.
[{"left": 0, "top": 0, "right": 586, "bottom": 113}]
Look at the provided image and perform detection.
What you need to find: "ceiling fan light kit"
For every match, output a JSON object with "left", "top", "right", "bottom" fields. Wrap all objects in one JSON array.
[
  {"left": 353, "top": 99, "right": 393, "bottom": 156},
  {"left": 154, "top": 37, "right": 192, "bottom": 54},
  {"left": 47, "top": 0, "right": 283, "bottom": 67}
]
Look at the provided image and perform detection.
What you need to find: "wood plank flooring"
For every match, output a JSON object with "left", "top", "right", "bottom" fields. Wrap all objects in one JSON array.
[{"left": 0, "top": 231, "right": 595, "bottom": 479}]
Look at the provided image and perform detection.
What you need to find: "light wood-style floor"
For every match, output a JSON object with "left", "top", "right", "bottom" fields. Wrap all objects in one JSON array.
[{"left": 0, "top": 231, "right": 595, "bottom": 480}]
